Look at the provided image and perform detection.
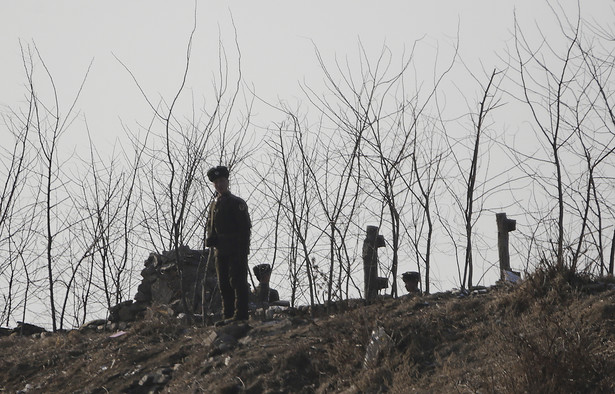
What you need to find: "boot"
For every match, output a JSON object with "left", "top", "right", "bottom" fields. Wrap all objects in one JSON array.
[{"left": 214, "top": 314, "right": 249, "bottom": 327}]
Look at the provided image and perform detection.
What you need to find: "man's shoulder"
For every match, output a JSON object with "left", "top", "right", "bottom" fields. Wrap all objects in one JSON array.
[
  {"left": 226, "top": 193, "right": 249, "bottom": 211},
  {"left": 228, "top": 193, "right": 247, "bottom": 204}
]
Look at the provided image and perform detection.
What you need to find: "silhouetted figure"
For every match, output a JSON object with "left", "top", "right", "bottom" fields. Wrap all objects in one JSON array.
[
  {"left": 402, "top": 271, "right": 421, "bottom": 295},
  {"left": 206, "top": 166, "right": 251, "bottom": 327},
  {"left": 253, "top": 263, "right": 279, "bottom": 303}
]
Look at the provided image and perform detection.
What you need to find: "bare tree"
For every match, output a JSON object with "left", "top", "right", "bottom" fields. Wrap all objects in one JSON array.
[
  {"left": 268, "top": 119, "right": 319, "bottom": 308},
  {"left": 118, "top": 13, "right": 253, "bottom": 318},
  {"left": 511, "top": 8, "right": 582, "bottom": 270},
  {"left": 68, "top": 127, "right": 145, "bottom": 321},
  {"left": 306, "top": 41, "right": 457, "bottom": 298},
  {"left": 19, "top": 42, "right": 92, "bottom": 331},
  {"left": 403, "top": 116, "right": 447, "bottom": 294},
  {"left": 576, "top": 24, "right": 615, "bottom": 274},
  {"left": 451, "top": 70, "right": 503, "bottom": 289},
  {"left": 507, "top": 4, "right": 615, "bottom": 274},
  {"left": 287, "top": 112, "right": 363, "bottom": 303},
  {"left": 0, "top": 84, "right": 36, "bottom": 325}
]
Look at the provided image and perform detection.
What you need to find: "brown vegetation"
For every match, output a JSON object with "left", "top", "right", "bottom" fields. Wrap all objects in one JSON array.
[{"left": 1, "top": 268, "right": 614, "bottom": 393}]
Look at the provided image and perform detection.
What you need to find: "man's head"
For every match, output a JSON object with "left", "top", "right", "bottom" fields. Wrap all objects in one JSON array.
[
  {"left": 402, "top": 271, "right": 420, "bottom": 293},
  {"left": 253, "top": 264, "right": 272, "bottom": 283},
  {"left": 207, "top": 166, "right": 230, "bottom": 194}
]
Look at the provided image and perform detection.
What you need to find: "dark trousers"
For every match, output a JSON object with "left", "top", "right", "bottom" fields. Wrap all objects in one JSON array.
[{"left": 215, "top": 252, "right": 249, "bottom": 320}]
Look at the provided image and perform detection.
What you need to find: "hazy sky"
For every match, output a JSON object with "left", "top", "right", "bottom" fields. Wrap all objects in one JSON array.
[
  {"left": 2, "top": 1, "right": 614, "bottom": 292},
  {"left": 3, "top": 0, "right": 611, "bottom": 147}
]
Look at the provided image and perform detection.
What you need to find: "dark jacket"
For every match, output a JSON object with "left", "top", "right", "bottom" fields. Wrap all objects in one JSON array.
[{"left": 207, "top": 192, "right": 251, "bottom": 255}]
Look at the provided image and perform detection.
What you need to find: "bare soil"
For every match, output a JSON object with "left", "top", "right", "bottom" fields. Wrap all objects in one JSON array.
[{"left": 2, "top": 268, "right": 615, "bottom": 393}]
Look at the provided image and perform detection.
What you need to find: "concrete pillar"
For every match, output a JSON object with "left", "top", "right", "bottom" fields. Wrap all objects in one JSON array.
[
  {"left": 362, "top": 225, "right": 387, "bottom": 300},
  {"left": 496, "top": 213, "right": 516, "bottom": 281}
]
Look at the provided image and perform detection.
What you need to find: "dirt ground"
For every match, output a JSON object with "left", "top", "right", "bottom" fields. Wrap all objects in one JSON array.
[{"left": 2, "top": 269, "right": 615, "bottom": 393}]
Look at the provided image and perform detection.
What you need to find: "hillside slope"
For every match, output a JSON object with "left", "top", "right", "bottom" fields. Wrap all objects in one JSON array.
[{"left": 2, "top": 269, "right": 615, "bottom": 393}]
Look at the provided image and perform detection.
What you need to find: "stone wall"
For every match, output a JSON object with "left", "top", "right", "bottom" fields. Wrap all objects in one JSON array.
[{"left": 109, "top": 246, "right": 220, "bottom": 322}]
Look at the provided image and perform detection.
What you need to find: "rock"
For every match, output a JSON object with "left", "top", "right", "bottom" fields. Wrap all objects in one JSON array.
[
  {"left": 215, "top": 322, "right": 251, "bottom": 339},
  {"left": 117, "top": 306, "right": 137, "bottom": 322},
  {"left": 16, "top": 383, "right": 33, "bottom": 394},
  {"left": 340, "top": 384, "right": 360, "bottom": 394},
  {"left": 363, "top": 326, "right": 392, "bottom": 369},
  {"left": 151, "top": 278, "right": 175, "bottom": 305},
  {"left": 109, "top": 246, "right": 219, "bottom": 323},
  {"left": 413, "top": 301, "right": 430, "bottom": 310},
  {"left": 108, "top": 300, "right": 133, "bottom": 322},
  {"left": 138, "top": 374, "right": 154, "bottom": 386},
  {"left": 201, "top": 330, "right": 218, "bottom": 347},
  {"left": 471, "top": 286, "right": 489, "bottom": 295},
  {"left": 79, "top": 319, "right": 108, "bottom": 331},
  {"left": 16, "top": 322, "right": 46, "bottom": 336},
  {"left": 239, "top": 318, "right": 292, "bottom": 345},
  {"left": 209, "top": 333, "right": 239, "bottom": 356},
  {"left": 109, "top": 300, "right": 148, "bottom": 323},
  {"left": 0, "top": 327, "right": 13, "bottom": 336},
  {"left": 266, "top": 305, "right": 289, "bottom": 320},
  {"left": 137, "top": 367, "right": 173, "bottom": 390}
]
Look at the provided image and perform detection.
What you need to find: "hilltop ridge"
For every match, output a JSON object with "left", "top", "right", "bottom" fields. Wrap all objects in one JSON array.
[{"left": 2, "top": 268, "right": 615, "bottom": 393}]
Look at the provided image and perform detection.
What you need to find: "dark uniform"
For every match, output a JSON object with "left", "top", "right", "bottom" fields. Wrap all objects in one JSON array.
[
  {"left": 253, "top": 264, "right": 280, "bottom": 303},
  {"left": 206, "top": 166, "right": 251, "bottom": 323}
]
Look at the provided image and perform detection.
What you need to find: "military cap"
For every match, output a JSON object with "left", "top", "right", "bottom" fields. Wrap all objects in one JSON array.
[
  {"left": 207, "top": 166, "right": 229, "bottom": 182},
  {"left": 253, "top": 264, "right": 272, "bottom": 281},
  {"left": 402, "top": 271, "right": 420, "bottom": 282}
]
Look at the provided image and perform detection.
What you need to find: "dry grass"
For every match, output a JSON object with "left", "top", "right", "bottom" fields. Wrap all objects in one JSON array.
[{"left": 2, "top": 267, "right": 615, "bottom": 393}]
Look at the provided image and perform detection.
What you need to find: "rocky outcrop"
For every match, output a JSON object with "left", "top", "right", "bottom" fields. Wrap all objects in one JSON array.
[
  {"left": 0, "top": 322, "right": 47, "bottom": 337},
  {"left": 109, "top": 246, "right": 220, "bottom": 323}
]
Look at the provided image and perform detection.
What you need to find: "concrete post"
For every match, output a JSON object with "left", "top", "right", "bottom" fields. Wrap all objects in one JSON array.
[
  {"left": 496, "top": 213, "right": 516, "bottom": 281},
  {"left": 362, "top": 225, "right": 387, "bottom": 301}
]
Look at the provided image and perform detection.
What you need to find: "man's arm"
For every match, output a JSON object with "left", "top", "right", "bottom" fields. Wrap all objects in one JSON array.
[
  {"left": 236, "top": 198, "right": 251, "bottom": 252},
  {"left": 205, "top": 201, "right": 218, "bottom": 247}
]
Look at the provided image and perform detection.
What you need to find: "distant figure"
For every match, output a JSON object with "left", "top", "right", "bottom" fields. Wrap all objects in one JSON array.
[
  {"left": 253, "top": 263, "right": 279, "bottom": 303},
  {"left": 206, "top": 166, "right": 252, "bottom": 326},
  {"left": 402, "top": 271, "right": 422, "bottom": 295}
]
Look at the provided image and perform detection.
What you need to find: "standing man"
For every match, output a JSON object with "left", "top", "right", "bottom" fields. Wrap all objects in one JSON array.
[{"left": 206, "top": 166, "right": 251, "bottom": 326}]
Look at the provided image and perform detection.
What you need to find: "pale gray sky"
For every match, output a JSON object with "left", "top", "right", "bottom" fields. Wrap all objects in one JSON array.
[
  {"left": 2, "top": 1, "right": 613, "bottom": 297},
  {"left": 4, "top": 0, "right": 609, "bottom": 148}
]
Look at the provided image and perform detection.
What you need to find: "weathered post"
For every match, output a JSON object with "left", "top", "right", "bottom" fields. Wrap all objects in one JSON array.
[
  {"left": 362, "top": 225, "right": 387, "bottom": 301},
  {"left": 496, "top": 213, "right": 516, "bottom": 281},
  {"left": 609, "top": 229, "right": 615, "bottom": 276}
]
